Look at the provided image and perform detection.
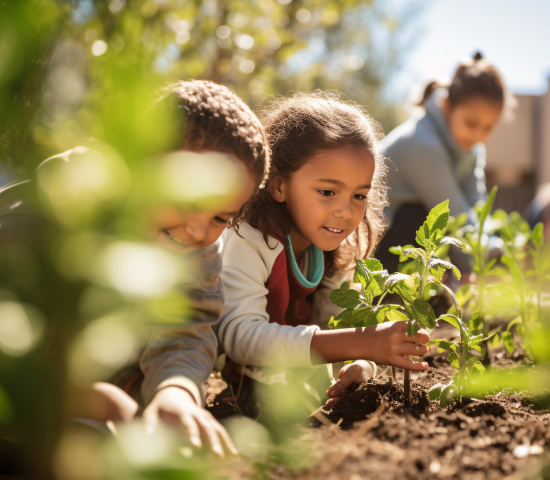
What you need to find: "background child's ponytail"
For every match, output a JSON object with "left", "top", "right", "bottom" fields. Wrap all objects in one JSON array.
[{"left": 418, "top": 51, "right": 507, "bottom": 108}]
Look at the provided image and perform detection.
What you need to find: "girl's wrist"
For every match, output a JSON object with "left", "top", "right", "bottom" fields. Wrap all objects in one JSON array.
[{"left": 310, "top": 327, "right": 374, "bottom": 364}]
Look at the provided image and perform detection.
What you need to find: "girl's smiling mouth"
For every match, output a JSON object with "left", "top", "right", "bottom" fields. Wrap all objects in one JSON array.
[{"left": 323, "top": 227, "right": 346, "bottom": 234}]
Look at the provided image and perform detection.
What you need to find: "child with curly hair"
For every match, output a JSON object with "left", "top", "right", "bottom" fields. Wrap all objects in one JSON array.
[
  {"left": 216, "top": 92, "right": 430, "bottom": 401},
  {"left": 1, "top": 80, "right": 269, "bottom": 457}
]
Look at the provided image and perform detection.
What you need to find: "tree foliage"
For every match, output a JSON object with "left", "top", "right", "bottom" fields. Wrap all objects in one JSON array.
[{"left": 1, "top": 0, "right": 420, "bottom": 174}]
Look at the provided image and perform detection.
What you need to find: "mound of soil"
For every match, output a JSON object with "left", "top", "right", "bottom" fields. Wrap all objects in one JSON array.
[
  {"left": 320, "top": 380, "right": 432, "bottom": 430},
  {"left": 206, "top": 342, "right": 550, "bottom": 480}
]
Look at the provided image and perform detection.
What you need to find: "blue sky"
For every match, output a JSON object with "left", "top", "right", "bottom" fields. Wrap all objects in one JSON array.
[{"left": 387, "top": 0, "right": 550, "bottom": 103}]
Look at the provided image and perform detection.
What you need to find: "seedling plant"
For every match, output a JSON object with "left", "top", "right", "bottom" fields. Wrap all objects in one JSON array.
[{"left": 329, "top": 200, "right": 466, "bottom": 402}]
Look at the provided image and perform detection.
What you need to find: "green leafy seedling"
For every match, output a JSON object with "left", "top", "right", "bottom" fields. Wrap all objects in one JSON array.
[
  {"left": 329, "top": 200, "right": 466, "bottom": 403},
  {"left": 427, "top": 314, "right": 495, "bottom": 405}
]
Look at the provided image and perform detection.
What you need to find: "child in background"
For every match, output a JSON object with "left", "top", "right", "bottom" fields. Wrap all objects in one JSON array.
[
  {"left": 216, "top": 92, "right": 430, "bottom": 401},
  {"left": 378, "top": 52, "right": 507, "bottom": 273}
]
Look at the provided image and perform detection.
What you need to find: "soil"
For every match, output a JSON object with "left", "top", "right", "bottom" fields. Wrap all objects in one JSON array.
[{"left": 206, "top": 338, "right": 550, "bottom": 480}]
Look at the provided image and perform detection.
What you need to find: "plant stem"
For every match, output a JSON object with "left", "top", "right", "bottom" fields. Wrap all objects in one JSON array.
[{"left": 403, "top": 369, "right": 410, "bottom": 404}]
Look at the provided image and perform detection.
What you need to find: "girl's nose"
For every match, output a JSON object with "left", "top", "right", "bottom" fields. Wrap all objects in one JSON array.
[{"left": 334, "top": 200, "right": 353, "bottom": 220}]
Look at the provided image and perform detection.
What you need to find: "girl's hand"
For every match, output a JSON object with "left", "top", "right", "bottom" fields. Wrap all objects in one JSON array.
[
  {"left": 311, "top": 321, "right": 430, "bottom": 369},
  {"left": 142, "top": 386, "right": 238, "bottom": 457},
  {"left": 365, "top": 321, "right": 429, "bottom": 370},
  {"left": 326, "top": 360, "right": 375, "bottom": 401}
]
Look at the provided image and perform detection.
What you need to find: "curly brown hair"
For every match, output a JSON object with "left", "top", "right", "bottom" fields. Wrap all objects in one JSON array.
[
  {"left": 234, "top": 90, "right": 388, "bottom": 276},
  {"left": 160, "top": 80, "right": 269, "bottom": 186}
]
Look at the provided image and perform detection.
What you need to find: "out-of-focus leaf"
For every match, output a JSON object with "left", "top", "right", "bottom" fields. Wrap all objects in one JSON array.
[
  {"left": 478, "top": 186, "right": 498, "bottom": 229},
  {"left": 501, "top": 331, "right": 515, "bottom": 354},
  {"left": 428, "top": 384, "right": 442, "bottom": 401},
  {"left": 532, "top": 222, "right": 544, "bottom": 248}
]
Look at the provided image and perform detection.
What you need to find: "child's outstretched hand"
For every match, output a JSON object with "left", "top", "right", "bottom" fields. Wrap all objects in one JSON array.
[
  {"left": 326, "top": 360, "right": 375, "bottom": 403},
  {"left": 367, "top": 321, "right": 430, "bottom": 370},
  {"left": 143, "top": 386, "right": 238, "bottom": 457}
]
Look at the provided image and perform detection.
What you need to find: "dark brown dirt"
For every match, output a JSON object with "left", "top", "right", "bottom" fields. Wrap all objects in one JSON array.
[{"left": 206, "top": 341, "right": 550, "bottom": 480}]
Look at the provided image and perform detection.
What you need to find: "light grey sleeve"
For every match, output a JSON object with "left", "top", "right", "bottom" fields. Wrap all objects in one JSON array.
[
  {"left": 140, "top": 241, "right": 224, "bottom": 406},
  {"left": 396, "top": 145, "right": 473, "bottom": 218}
]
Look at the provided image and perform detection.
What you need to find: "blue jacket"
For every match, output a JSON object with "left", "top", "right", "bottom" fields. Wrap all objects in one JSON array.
[{"left": 382, "top": 89, "right": 487, "bottom": 225}]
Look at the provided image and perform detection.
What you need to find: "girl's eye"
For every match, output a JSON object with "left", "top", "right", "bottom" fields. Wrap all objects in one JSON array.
[
  {"left": 318, "top": 190, "right": 335, "bottom": 197},
  {"left": 353, "top": 194, "right": 368, "bottom": 200},
  {"left": 214, "top": 216, "right": 230, "bottom": 225}
]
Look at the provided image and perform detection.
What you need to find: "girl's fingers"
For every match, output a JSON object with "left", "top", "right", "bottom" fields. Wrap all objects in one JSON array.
[
  {"left": 327, "top": 378, "right": 348, "bottom": 398},
  {"left": 390, "top": 356, "right": 429, "bottom": 371},
  {"left": 403, "top": 329, "right": 430, "bottom": 344},
  {"left": 395, "top": 343, "right": 428, "bottom": 357}
]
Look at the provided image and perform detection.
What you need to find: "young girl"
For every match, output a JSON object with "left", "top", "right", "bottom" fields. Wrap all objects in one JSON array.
[
  {"left": 377, "top": 52, "right": 507, "bottom": 273},
  {"left": 216, "top": 92, "right": 430, "bottom": 400}
]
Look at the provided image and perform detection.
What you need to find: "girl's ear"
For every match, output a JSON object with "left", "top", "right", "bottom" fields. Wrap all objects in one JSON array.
[{"left": 268, "top": 174, "right": 286, "bottom": 203}]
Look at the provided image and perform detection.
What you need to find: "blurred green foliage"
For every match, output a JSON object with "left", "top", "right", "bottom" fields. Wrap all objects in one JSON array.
[{"left": 1, "top": 0, "right": 420, "bottom": 176}]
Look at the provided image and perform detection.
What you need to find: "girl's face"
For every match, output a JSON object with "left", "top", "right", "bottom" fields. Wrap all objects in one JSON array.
[
  {"left": 271, "top": 145, "right": 375, "bottom": 257},
  {"left": 443, "top": 97, "right": 503, "bottom": 151}
]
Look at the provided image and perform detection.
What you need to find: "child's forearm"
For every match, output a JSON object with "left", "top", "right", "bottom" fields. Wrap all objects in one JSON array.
[
  {"left": 310, "top": 322, "right": 431, "bottom": 371},
  {"left": 310, "top": 328, "right": 372, "bottom": 363}
]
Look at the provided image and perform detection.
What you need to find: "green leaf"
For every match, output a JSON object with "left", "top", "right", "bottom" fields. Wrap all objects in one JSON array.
[
  {"left": 385, "top": 273, "right": 420, "bottom": 302},
  {"left": 439, "top": 236, "right": 465, "bottom": 249},
  {"left": 410, "top": 298, "right": 436, "bottom": 329},
  {"left": 506, "top": 317, "right": 522, "bottom": 332},
  {"left": 426, "top": 200, "right": 450, "bottom": 233},
  {"left": 385, "top": 308, "right": 409, "bottom": 321},
  {"left": 440, "top": 384, "right": 457, "bottom": 407},
  {"left": 469, "top": 313, "right": 481, "bottom": 332},
  {"left": 532, "top": 222, "right": 544, "bottom": 248},
  {"left": 354, "top": 259, "right": 388, "bottom": 302},
  {"left": 448, "top": 352, "right": 460, "bottom": 369},
  {"left": 489, "top": 333, "right": 501, "bottom": 348},
  {"left": 428, "top": 258, "right": 461, "bottom": 280},
  {"left": 389, "top": 246, "right": 403, "bottom": 256},
  {"left": 407, "top": 319, "right": 420, "bottom": 336},
  {"left": 437, "top": 282, "right": 462, "bottom": 318},
  {"left": 501, "top": 256, "right": 525, "bottom": 290},
  {"left": 438, "top": 314, "right": 464, "bottom": 334},
  {"left": 428, "top": 384, "right": 442, "bottom": 401},
  {"left": 478, "top": 186, "right": 497, "bottom": 230},
  {"left": 473, "top": 362, "right": 485, "bottom": 372},
  {"left": 468, "top": 334, "right": 485, "bottom": 346},
  {"left": 402, "top": 247, "right": 426, "bottom": 261},
  {"left": 330, "top": 282, "right": 361, "bottom": 309},
  {"left": 502, "top": 331, "right": 515, "bottom": 354},
  {"left": 437, "top": 340, "right": 457, "bottom": 352},
  {"left": 482, "top": 258, "right": 497, "bottom": 275}
]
